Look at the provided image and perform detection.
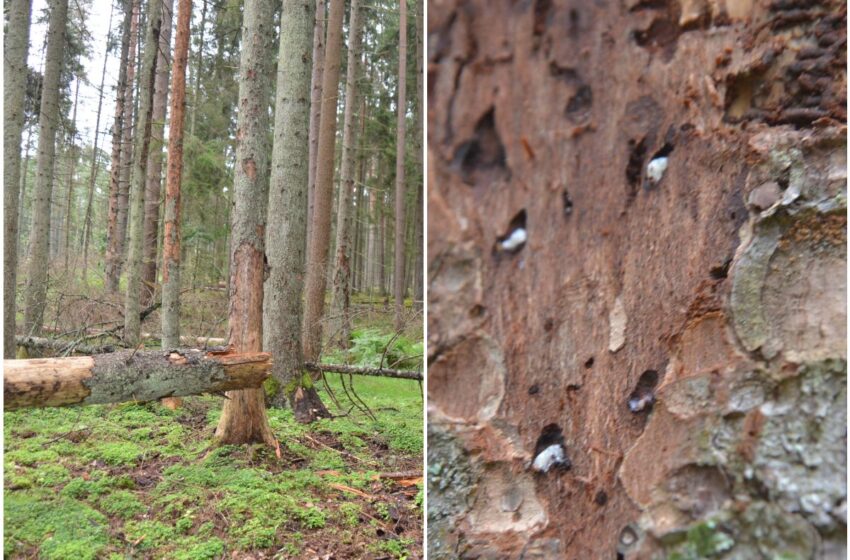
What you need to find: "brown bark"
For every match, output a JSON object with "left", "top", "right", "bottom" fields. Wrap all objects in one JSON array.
[
  {"left": 141, "top": 0, "right": 176, "bottom": 307},
  {"left": 302, "top": 0, "right": 346, "bottom": 363},
  {"left": 393, "top": 0, "right": 408, "bottom": 332},
  {"left": 213, "top": 0, "right": 276, "bottom": 446},
  {"left": 306, "top": 0, "right": 326, "bottom": 258},
  {"left": 4, "top": 350, "right": 270, "bottom": 410},
  {"left": 162, "top": 0, "right": 191, "bottom": 349},
  {"left": 426, "top": 2, "right": 846, "bottom": 559}
]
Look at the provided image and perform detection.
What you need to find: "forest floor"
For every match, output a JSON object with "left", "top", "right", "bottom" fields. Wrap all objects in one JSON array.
[{"left": 6, "top": 290, "right": 424, "bottom": 560}]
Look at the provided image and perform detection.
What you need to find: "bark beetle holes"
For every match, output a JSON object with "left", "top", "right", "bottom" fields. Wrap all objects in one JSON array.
[
  {"left": 496, "top": 209, "right": 528, "bottom": 254},
  {"left": 645, "top": 143, "right": 674, "bottom": 189},
  {"left": 452, "top": 107, "right": 508, "bottom": 185},
  {"left": 618, "top": 524, "right": 640, "bottom": 550},
  {"left": 584, "top": 356, "right": 594, "bottom": 368},
  {"left": 628, "top": 369, "right": 659, "bottom": 413},
  {"left": 528, "top": 383, "right": 541, "bottom": 395},
  {"left": 532, "top": 423, "right": 571, "bottom": 473},
  {"left": 625, "top": 137, "right": 647, "bottom": 195},
  {"left": 562, "top": 189, "right": 574, "bottom": 217},
  {"left": 594, "top": 489, "right": 608, "bottom": 506}
]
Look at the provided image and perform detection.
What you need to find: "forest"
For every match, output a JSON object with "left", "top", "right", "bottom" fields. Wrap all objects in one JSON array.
[{"left": 4, "top": 0, "right": 424, "bottom": 557}]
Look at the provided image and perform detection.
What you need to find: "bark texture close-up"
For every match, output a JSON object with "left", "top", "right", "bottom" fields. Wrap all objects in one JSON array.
[{"left": 426, "top": 1, "right": 846, "bottom": 559}]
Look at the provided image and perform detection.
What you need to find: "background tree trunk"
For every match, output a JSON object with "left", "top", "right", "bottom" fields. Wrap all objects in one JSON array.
[
  {"left": 263, "top": 0, "right": 328, "bottom": 423},
  {"left": 214, "top": 0, "right": 276, "bottom": 446},
  {"left": 62, "top": 79, "right": 81, "bottom": 272},
  {"left": 105, "top": 0, "right": 139, "bottom": 292},
  {"left": 302, "top": 0, "right": 345, "bottom": 363},
  {"left": 306, "top": 0, "right": 325, "bottom": 259},
  {"left": 124, "top": 0, "right": 163, "bottom": 346},
  {"left": 329, "top": 0, "right": 362, "bottom": 349},
  {"left": 426, "top": 2, "right": 846, "bottom": 559},
  {"left": 142, "top": 0, "right": 176, "bottom": 307},
  {"left": 81, "top": 3, "right": 115, "bottom": 285},
  {"left": 22, "top": 0, "right": 69, "bottom": 337},
  {"left": 393, "top": 0, "right": 407, "bottom": 332},
  {"left": 3, "top": 0, "right": 32, "bottom": 355}
]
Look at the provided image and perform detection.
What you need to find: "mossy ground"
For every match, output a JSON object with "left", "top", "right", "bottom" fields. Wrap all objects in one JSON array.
[{"left": 5, "top": 374, "right": 422, "bottom": 559}]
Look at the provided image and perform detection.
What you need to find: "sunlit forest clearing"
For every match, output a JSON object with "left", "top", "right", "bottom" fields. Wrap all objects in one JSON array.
[{"left": 4, "top": 0, "right": 424, "bottom": 555}]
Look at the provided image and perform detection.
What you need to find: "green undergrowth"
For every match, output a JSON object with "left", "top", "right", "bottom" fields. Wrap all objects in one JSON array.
[{"left": 5, "top": 368, "right": 423, "bottom": 558}]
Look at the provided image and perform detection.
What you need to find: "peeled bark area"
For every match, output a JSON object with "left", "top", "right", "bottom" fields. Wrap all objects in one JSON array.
[
  {"left": 4, "top": 350, "right": 270, "bottom": 410},
  {"left": 426, "top": 1, "right": 846, "bottom": 558}
]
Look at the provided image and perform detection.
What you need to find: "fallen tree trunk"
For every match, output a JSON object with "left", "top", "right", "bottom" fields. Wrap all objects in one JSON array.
[
  {"left": 37, "top": 327, "right": 227, "bottom": 347},
  {"left": 4, "top": 349, "right": 271, "bottom": 410},
  {"left": 304, "top": 362, "right": 422, "bottom": 381},
  {"left": 15, "top": 336, "right": 119, "bottom": 355}
]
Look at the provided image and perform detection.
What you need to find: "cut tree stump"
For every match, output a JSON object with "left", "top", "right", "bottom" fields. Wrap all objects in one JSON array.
[{"left": 4, "top": 349, "right": 271, "bottom": 410}]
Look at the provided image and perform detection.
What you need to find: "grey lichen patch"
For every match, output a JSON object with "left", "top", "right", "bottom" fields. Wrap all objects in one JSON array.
[
  {"left": 86, "top": 349, "right": 229, "bottom": 404},
  {"left": 468, "top": 463, "right": 546, "bottom": 534},
  {"left": 609, "top": 296, "right": 627, "bottom": 353},
  {"left": 660, "top": 374, "right": 716, "bottom": 419},
  {"left": 751, "top": 359, "right": 846, "bottom": 532},
  {"left": 427, "top": 423, "right": 479, "bottom": 560}
]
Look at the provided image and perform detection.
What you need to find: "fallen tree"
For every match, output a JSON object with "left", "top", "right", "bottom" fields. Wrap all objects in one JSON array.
[
  {"left": 15, "top": 336, "right": 119, "bottom": 355},
  {"left": 4, "top": 349, "right": 271, "bottom": 410},
  {"left": 304, "top": 362, "right": 423, "bottom": 381}
]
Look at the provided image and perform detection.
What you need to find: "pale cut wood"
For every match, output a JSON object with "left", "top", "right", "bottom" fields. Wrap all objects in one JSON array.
[{"left": 4, "top": 350, "right": 270, "bottom": 410}]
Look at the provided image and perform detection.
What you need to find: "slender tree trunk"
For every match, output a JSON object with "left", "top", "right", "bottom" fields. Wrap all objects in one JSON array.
[
  {"left": 302, "top": 0, "right": 345, "bottom": 363},
  {"left": 105, "top": 0, "right": 138, "bottom": 292},
  {"left": 124, "top": 0, "right": 163, "bottom": 346},
  {"left": 263, "top": 0, "right": 329, "bottom": 422},
  {"left": 3, "top": 0, "right": 32, "bottom": 355},
  {"left": 412, "top": 2, "right": 422, "bottom": 311},
  {"left": 22, "top": 0, "right": 69, "bottom": 336},
  {"left": 367, "top": 183, "right": 377, "bottom": 296},
  {"left": 141, "top": 0, "right": 175, "bottom": 307},
  {"left": 392, "top": 0, "right": 408, "bottom": 332},
  {"left": 162, "top": 0, "right": 191, "bottom": 350},
  {"left": 159, "top": 0, "right": 190, "bottom": 411},
  {"left": 189, "top": 0, "right": 206, "bottom": 137},
  {"left": 81, "top": 3, "right": 115, "bottom": 285},
  {"left": 379, "top": 188, "right": 387, "bottom": 298},
  {"left": 329, "top": 0, "right": 362, "bottom": 348},
  {"left": 306, "top": 0, "right": 325, "bottom": 261},
  {"left": 63, "top": 78, "right": 81, "bottom": 272},
  {"left": 214, "top": 0, "right": 276, "bottom": 446}
]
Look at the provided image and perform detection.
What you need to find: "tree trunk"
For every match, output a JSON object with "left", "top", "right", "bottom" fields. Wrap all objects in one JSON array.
[
  {"left": 412, "top": 2, "right": 423, "bottom": 312},
  {"left": 81, "top": 3, "right": 115, "bottom": 286},
  {"left": 263, "top": 0, "right": 328, "bottom": 423},
  {"left": 62, "top": 78, "right": 81, "bottom": 272},
  {"left": 141, "top": 0, "right": 176, "bottom": 308},
  {"left": 189, "top": 0, "right": 206, "bottom": 137},
  {"left": 306, "top": 0, "right": 325, "bottom": 259},
  {"left": 162, "top": 0, "right": 191, "bottom": 350},
  {"left": 3, "top": 0, "right": 32, "bottom": 356},
  {"left": 393, "top": 0, "right": 407, "bottom": 332},
  {"left": 426, "top": 2, "right": 847, "bottom": 559},
  {"left": 302, "top": 0, "right": 345, "bottom": 363},
  {"left": 329, "top": 0, "right": 362, "bottom": 349},
  {"left": 22, "top": 0, "right": 69, "bottom": 337},
  {"left": 106, "top": 0, "right": 139, "bottom": 292},
  {"left": 4, "top": 349, "right": 270, "bottom": 410},
  {"left": 124, "top": 0, "right": 163, "bottom": 346},
  {"left": 213, "top": 0, "right": 276, "bottom": 446}
]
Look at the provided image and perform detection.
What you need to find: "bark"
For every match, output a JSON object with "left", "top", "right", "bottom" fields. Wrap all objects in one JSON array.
[
  {"left": 263, "top": 0, "right": 328, "bottom": 422},
  {"left": 81, "top": 3, "right": 115, "bottom": 285},
  {"left": 15, "top": 336, "right": 119, "bottom": 356},
  {"left": 426, "top": 2, "right": 846, "bottom": 559},
  {"left": 162, "top": 0, "right": 191, "bottom": 349},
  {"left": 304, "top": 362, "right": 422, "bottom": 381},
  {"left": 141, "top": 0, "right": 175, "bottom": 307},
  {"left": 213, "top": 0, "right": 276, "bottom": 446},
  {"left": 367, "top": 184, "right": 378, "bottom": 295},
  {"left": 105, "top": 0, "right": 138, "bottom": 292},
  {"left": 22, "top": 0, "right": 69, "bottom": 336},
  {"left": 302, "top": 0, "right": 345, "bottom": 363},
  {"left": 4, "top": 349, "right": 271, "bottom": 410},
  {"left": 306, "top": 0, "right": 325, "bottom": 258},
  {"left": 3, "top": 0, "right": 32, "bottom": 356},
  {"left": 412, "top": 3, "right": 423, "bottom": 311},
  {"left": 62, "top": 78, "right": 81, "bottom": 271},
  {"left": 393, "top": 0, "right": 408, "bottom": 332},
  {"left": 124, "top": 0, "right": 163, "bottom": 346},
  {"left": 329, "top": 0, "right": 362, "bottom": 348}
]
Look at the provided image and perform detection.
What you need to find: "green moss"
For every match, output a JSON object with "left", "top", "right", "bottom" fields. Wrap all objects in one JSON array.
[
  {"left": 172, "top": 537, "right": 226, "bottom": 560},
  {"left": 4, "top": 492, "right": 109, "bottom": 560},
  {"left": 86, "top": 441, "right": 144, "bottom": 466},
  {"left": 122, "top": 520, "right": 176, "bottom": 549},
  {"left": 99, "top": 490, "right": 146, "bottom": 519}
]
